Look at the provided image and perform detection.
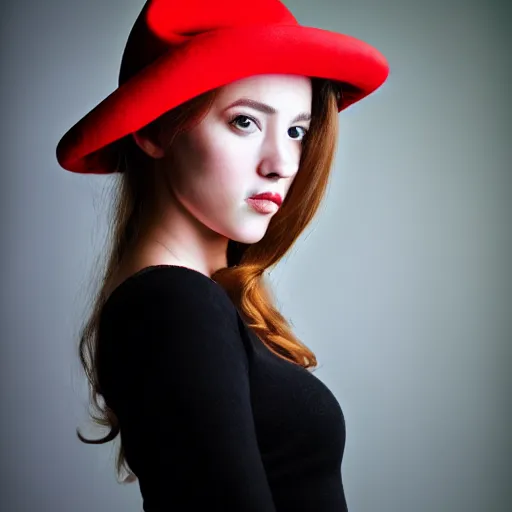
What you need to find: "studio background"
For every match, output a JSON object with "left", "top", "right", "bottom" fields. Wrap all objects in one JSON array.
[{"left": 0, "top": 0, "right": 510, "bottom": 511}]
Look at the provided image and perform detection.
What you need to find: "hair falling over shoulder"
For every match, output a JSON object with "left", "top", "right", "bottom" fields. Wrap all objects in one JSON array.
[{"left": 75, "top": 77, "right": 349, "bottom": 484}]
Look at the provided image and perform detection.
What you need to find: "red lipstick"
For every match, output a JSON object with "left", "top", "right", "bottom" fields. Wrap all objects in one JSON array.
[
  {"left": 248, "top": 192, "right": 282, "bottom": 207},
  {"left": 246, "top": 191, "right": 282, "bottom": 215}
]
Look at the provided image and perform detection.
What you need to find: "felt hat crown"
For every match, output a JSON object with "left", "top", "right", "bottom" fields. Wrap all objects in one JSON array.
[{"left": 56, "top": 0, "right": 389, "bottom": 174}]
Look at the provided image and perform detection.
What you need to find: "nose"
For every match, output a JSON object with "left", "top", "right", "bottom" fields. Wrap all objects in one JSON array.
[{"left": 257, "top": 142, "right": 300, "bottom": 181}]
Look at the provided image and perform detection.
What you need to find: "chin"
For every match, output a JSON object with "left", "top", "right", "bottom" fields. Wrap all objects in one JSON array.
[
  {"left": 230, "top": 226, "right": 268, "bottom": 245},
  {"left": 233, "top": 233, "right": 265, "bottom": 245}
]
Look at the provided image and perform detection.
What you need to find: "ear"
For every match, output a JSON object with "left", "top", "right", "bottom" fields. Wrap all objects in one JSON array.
[{"left": 132, "top": 130, "right": 165, "bottom": 159}]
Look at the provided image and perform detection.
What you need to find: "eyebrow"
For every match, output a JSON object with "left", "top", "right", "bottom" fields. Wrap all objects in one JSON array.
[{"left": 225, "top": 98, "right": 311, "bottom": 123}]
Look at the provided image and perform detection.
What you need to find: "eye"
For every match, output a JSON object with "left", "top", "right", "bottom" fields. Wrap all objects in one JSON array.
[
  {"left": 228, "top": 114, "right": 309, "bottom": 142},
  {"left": 229, "top": 114, "right": 257, "bottom": 132},
  {"left": 289, "top": 126, "right": 309, "bottom": 141}
]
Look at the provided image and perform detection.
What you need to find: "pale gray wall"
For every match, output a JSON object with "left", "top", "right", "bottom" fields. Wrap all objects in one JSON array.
[{"left": 1, "top": 0, "right": 510, "bottom": 511}]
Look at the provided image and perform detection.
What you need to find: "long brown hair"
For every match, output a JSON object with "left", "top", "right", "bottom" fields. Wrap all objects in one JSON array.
[{"left": 76, "top": 76, "right": 350, "bottom": 483}]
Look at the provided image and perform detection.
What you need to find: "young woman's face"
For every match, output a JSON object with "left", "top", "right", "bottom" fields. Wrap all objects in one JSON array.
[{"left": 157, "top": 74, "right": 312, "bottom": 245}]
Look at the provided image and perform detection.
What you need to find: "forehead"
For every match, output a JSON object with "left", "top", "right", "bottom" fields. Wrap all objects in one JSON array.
[{"left": 216, "top": 74, "right": 313, "bottom": 110}]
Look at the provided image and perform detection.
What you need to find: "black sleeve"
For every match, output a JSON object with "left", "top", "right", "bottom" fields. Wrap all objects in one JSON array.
[{"left": 107, "top": 274, "right": 278, "bottom": 511}]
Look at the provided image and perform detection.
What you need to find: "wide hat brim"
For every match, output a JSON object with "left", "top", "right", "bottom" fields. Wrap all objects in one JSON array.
[{"left": 56, "top": 23, "right": 389, "bottom": 174}]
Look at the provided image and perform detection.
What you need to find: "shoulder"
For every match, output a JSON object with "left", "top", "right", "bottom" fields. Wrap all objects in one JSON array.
[
  {"left": 97, "top": 265, "right": 249, "bottom": 410},
  {"left": 101, "top": 264, "right": 240, "bottom": 332}
]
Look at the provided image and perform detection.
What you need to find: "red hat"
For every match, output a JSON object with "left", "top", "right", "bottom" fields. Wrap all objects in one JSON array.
[{"left": 56, "top": 0, "right": 389, "bottom": 175}]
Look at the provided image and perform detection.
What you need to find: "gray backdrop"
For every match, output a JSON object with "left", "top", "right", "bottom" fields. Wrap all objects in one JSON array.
[{"left": 1, "top": 0, "right": 510, "bottom": 511}]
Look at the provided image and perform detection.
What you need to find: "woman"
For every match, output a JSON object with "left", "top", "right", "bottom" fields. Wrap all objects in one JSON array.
[{"left": 56, "top": 0, "right": 389, "bottom": 510}]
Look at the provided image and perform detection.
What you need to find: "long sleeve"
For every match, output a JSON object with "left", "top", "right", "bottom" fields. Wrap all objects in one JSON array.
[{"left": 99, "top": 270, "right": 278, "bottom": 511}]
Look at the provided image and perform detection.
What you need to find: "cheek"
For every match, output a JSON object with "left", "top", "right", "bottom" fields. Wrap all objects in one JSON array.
[
  {"left": 195, "top": 145, "right": 248, "bottom": 205},
  {"left": 168, "top": 131, "right": 253, "bottom": 212},
  {"left": 175, "top": 157, "right": 245, "bottom": 215}
]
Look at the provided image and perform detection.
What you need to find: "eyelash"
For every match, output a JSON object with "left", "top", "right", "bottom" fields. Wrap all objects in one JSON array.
[{"left": 228, "top": 114, "right": 309, "bottom": 141}]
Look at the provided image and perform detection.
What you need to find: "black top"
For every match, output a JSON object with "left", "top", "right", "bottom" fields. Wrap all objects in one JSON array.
[{"left": 97, "top": 265, "right": 348, "bottom": 511}]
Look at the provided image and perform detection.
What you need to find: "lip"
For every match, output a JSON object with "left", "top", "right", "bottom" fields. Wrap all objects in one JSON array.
[
  {"left": 248, "top": 192, "right": 283, "bottom": 207},
  {"left": 246, "top": 198, "right": 279, "bottom": 215}
]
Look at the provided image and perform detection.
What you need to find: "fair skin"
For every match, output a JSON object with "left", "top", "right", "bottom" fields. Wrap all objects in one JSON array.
[{"left": 122, "top": 74, "right": 312, "bottom": 280}]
